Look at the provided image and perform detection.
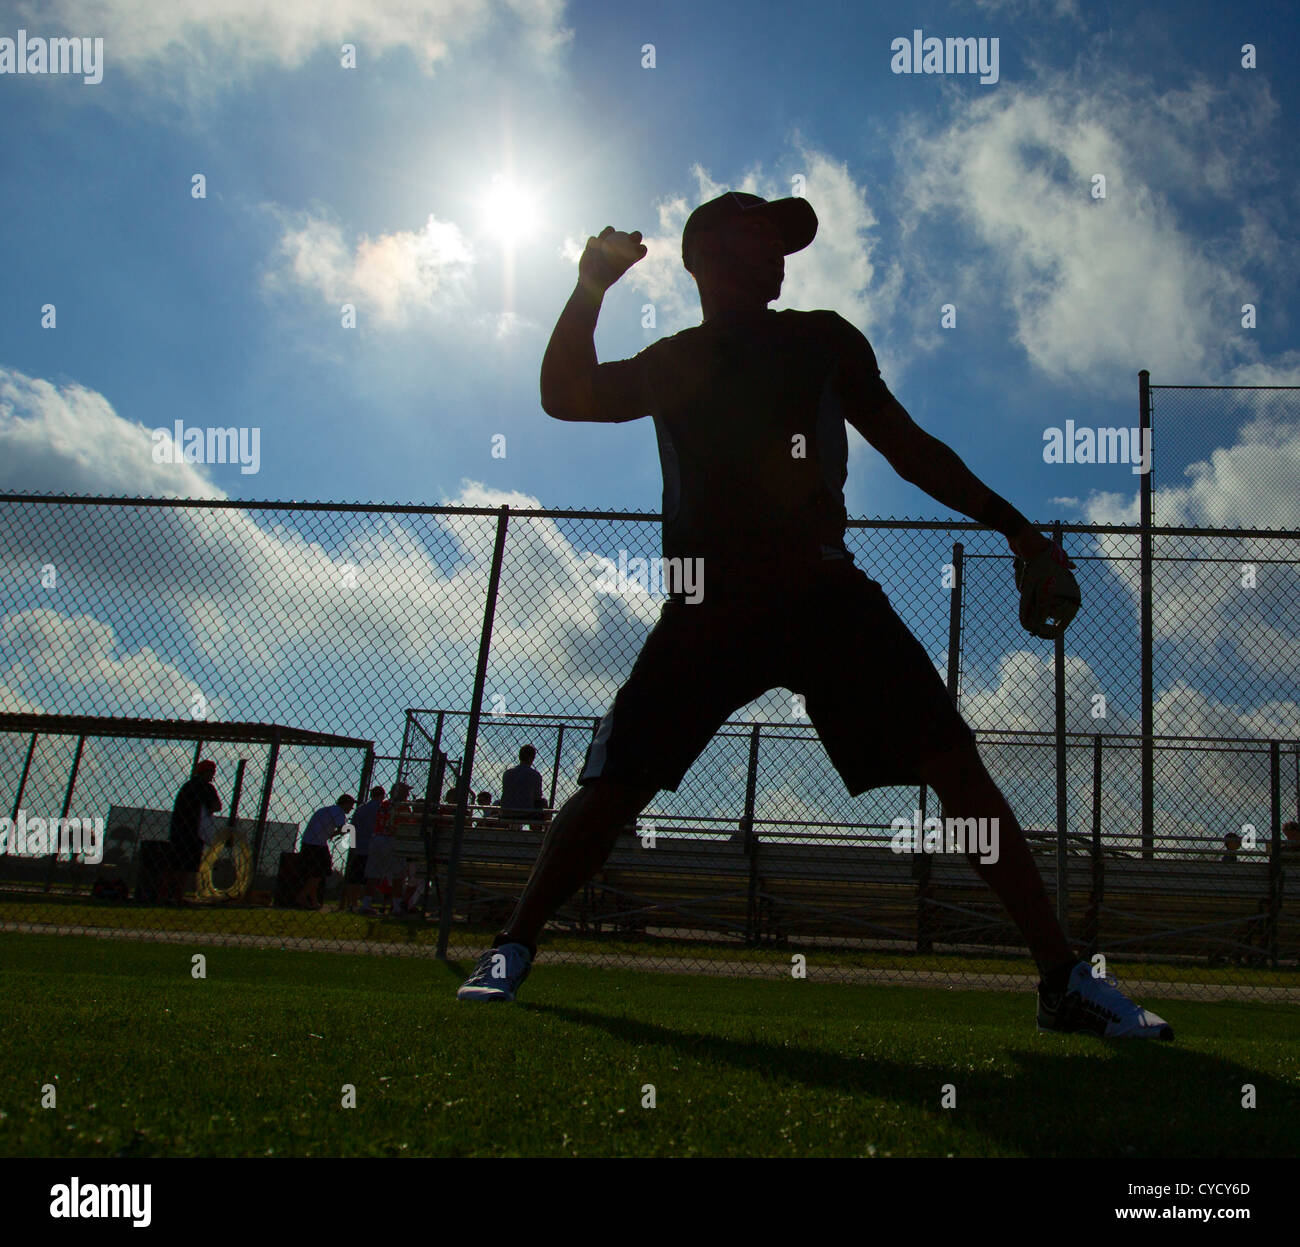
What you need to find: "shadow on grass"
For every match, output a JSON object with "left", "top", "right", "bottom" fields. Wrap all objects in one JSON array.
[{"left": 526, "top": 1002, "right": 1299, "bottom": 1157}]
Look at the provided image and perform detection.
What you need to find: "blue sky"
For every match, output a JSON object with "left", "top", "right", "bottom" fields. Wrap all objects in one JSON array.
[
  {"left": 2, "top": 0, "right": 1297, "bottom": 520},
  {"left": 1, "top": 0, "right": 1297, "bottom": 843}
]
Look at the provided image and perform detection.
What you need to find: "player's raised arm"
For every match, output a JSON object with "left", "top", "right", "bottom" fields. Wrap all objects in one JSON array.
[{"left": 540, "top": 226, "right": 650, "bottom": 423}]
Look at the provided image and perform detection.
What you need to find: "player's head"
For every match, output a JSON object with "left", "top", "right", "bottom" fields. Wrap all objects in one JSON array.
[
  {"left": 519, "top": 744, "right": 536, "bottom": 764},
  {"left": 392, "top": 782, "right": 411, "bottom": 801},
  {"left": 1224, "top": 831, "right": 1242, "bottom": 850},
  {"left": 338, "top": 794, "right": 356, "bottom": 812},
  {"left": 1285, "top": 820, "right": 1300, "bottom": 842},
  {"left": 681, "top": 191, "right": 817, "bottom": 305},
  {"left": 195, "top": 759, "right": 216, "bottom": 780},
  {"left": 370, "top": 785, "right": 386, "bottom": 800}
]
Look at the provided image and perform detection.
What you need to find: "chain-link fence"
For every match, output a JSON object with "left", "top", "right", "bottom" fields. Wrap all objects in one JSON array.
[
  {"left": 1149, "top": 384, "right": 1300, "bottom": 531},
  {"left": 1, "top": 477, "right": 1296, "bottom": 998}
]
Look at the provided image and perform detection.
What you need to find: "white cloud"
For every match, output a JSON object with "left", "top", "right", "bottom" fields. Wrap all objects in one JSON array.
[
  {"left": 1, "top": 609, "right": 211, "bottom": 719},
  {"left": 896, "top": 72, "right": 1287, "bottom": 387},
  {"left": 24, "top": 0, "right": 573, "bottom": 90},
  {"left": 263, "top": 207, "right": 476, "bottom": 328},
  {"left": 0, "top": 368, "right": 670, "bottom": 731},
  {"left": 1081, "top": 394, "right": 1300, "bottom": 672},
  {"left": 0, "top": 367, "right": 223, "bottom": 498},
  {"left": 612, "top": 149, "right": 901, "bottom": 371}
]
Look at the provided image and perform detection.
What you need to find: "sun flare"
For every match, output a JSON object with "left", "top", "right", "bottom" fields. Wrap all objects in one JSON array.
[{"left": 480, "top": 176, "right": 538, "bottom": 245}]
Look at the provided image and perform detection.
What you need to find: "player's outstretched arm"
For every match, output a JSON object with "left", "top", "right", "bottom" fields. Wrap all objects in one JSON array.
[
  {"left": 540, "top": 226, "right": 648, "bottom": 423},
  {"left": 843, "top": 381, "right": 1049, "bottom": 558}
]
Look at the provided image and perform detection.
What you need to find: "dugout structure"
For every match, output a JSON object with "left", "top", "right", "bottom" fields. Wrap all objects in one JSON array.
[{"left": 0, "top": 713, "right": 375, "bottom": 900}]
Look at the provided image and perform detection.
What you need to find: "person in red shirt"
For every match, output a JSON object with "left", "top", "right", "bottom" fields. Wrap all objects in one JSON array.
[{"left": 359, "top": 782, "right": 415, "bottom": 916}]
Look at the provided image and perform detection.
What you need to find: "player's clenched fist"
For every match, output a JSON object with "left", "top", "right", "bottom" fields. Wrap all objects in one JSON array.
[{"left": 579, "top": 226, "right": 647, "bottom": 294}]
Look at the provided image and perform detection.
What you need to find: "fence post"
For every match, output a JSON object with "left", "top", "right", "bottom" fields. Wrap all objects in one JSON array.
[
  {"left": 1085, "top": 734, "right": 1103, "bottom": 952},
  {"left": 1139, "top": 369, "right": 1154, "bottom": 859},
  {"left": 1052, "top": 521, "right": 1069, "bottom": 939},
  {"left": 44, "top": 732, "right": 86, "bottom": 893},
  {"left": 356, "top": 747, "right": 374, "bottom": 811},
  {"left": 251, "top": 727, "right": 281, "bottom": 886},
  {"left": 913, "top": 540, "right": 964, "bottom": 951},
  {"left": 418, "top": 711, "right": 446, "bottom": 917},
  {"left": 438, "top": 505, "right": 510, "bottom": 960},
  {"left": 1269, "top": 741, "right": 1281, "bottom": 968},
  {"left": 549, "top": 724, "right": 565, "bottom": 812},
  {"left": 742, "top": 723, "right": 761, "bottom": 945},
  {"left": 1293, "top": 741, "right": 1299, "bottom": 827},
  {"left": 915, "top": 781, "right": 932, "bottom": 953},
  {"left": 945, "top": 541, "right": 964, "bottom": 707},
  {"left": 10, "top": 731, "right": 37, "bottom": 822},
  {"left": 397, "top": 711, "right": 414, "bottom": 790}
]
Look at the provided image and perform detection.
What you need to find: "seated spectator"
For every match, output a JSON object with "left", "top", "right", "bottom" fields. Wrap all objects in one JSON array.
[
  {"left": 474, "top": 790, "right": 502, "bottom": 830},
  {"left": 500, "top": 745, "right": 545, "bottom": 829},
  {"left": 436, "top": 785, "right": 472, "bottom": 831}
]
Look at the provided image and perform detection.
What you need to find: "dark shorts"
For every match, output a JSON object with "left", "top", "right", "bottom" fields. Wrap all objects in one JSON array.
[
  {"left": 579, "top": 561, "right": 974, "bottom": 797},
  {"left": 168, "top": 834, "right": 203, "bottom": 872},
  {"left": 344, "top": 849, "right": 368, "bottom": 884},
  {"left": 299, "top": 844, "right": 333, "bottom": 882}
]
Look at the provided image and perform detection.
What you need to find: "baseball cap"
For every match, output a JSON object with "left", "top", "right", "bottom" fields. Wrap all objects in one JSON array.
[{"left": 681, "top": 191, "right": 818, "bottom": 273}]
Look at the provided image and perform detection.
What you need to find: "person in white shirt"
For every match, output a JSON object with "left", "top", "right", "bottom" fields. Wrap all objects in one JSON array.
[{"left": 296, "top": 795, "right": 355, "bottom": 909}]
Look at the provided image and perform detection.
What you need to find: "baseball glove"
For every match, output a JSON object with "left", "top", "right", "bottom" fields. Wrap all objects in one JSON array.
[{"left": 1014, "top": 543, "right": 1081, "bottom": 640}]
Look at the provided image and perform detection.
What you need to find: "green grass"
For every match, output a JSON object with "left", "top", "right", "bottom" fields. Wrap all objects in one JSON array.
[
  {"left": 2, "top": 932, "right": 1298, "bottom": 1157},
  {"left": 5, "top": 894, "right": 1299, "bottom": 986}
]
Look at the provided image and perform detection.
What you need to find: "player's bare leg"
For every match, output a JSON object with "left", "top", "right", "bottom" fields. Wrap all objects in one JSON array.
[
  {"left": 496, "top": 776, "right": 658, "bottom": 952},
  {"left": 457, "top": 777, "right": 657, "bottom": 1000},
  {"left": 916, "top": 740, "right": 1074, "bottom": 974},
  {"left": 918, "top": 739, "right": 1172, "bottom": 1037}
]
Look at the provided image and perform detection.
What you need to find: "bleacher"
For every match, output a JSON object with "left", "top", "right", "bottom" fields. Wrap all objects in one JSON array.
[{"left": 394, "top": 799, "right": 1294, "bottom": 964}]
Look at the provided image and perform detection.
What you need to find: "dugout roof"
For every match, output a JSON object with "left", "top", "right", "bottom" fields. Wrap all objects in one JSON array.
[{"left": 0, "top": 714, "right": 372, "bottom": 750}]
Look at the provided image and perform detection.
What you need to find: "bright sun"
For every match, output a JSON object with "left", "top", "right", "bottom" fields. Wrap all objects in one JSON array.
[{"left": 481, "top": 176, "right": 538, "bottom": 244}]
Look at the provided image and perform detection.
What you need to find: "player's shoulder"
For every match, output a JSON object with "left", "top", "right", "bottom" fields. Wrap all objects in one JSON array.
[
  {"left": 765, "top": 308, "right": 870, "bottom": 354},
  {"left": 796, "top": 309, "right": 881, "bottom": 373},
  {"left": 789, "top": 307, "right": 868, "bottom": 343}
]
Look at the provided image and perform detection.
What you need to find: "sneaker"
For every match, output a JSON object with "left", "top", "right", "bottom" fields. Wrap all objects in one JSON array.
[
  {"left": 1038, "top": 961, "right": 1174, "bottom": 1040},
  {"left": 456, "top": 942, "right": 533, "bottom": 1002}
]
